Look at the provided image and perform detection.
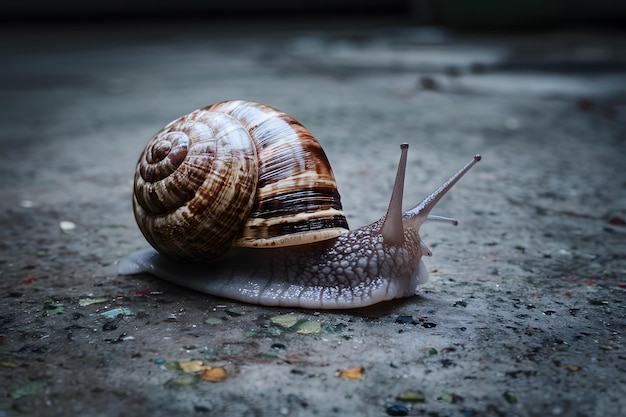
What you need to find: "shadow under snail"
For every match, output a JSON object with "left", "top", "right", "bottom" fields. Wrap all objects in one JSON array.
[{"left": 118, "top": 100, "right": 481, "bottom": 309}]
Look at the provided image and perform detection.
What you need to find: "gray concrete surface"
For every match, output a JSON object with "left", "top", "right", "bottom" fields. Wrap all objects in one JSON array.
[{"left": 1, "top": 21, "right": 625, "bottom": 417}]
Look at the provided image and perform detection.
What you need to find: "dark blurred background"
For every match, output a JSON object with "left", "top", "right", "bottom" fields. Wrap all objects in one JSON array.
[{"left": 2, "top": 0, "right": 625, "bottom": 31}]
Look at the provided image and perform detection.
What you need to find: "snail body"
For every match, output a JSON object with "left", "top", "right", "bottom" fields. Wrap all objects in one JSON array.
[{"left": 119, "top": 100, "right": 481, "bottom": 309}]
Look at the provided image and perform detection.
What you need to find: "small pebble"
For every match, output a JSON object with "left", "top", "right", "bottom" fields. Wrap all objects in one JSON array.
[
  {"left": 163, "top": 314, "right": 178, "bottom": 322},
  {"left": 59, "top": 221, "right": 76, "bottom": 233},
  {"left": 385, "top": 404, "right": 409, "bottom": 416},
  {"left": 102, "top": 321, "right": 118, "bottom": 331},
  {"left": 395, "top": 315, "right": 414, "bottom": 324},
  {"left": 418, "top": 76, "right": 439, "bottom": 92},
  {"left": 194, "top": 404, "right": 212, "bottom": 413},
  {"left": 503, "top": 390, "right": 518, "bottom": 404},
  {"left": 461, "top": 408, "right": 477, "bottom": 417}
]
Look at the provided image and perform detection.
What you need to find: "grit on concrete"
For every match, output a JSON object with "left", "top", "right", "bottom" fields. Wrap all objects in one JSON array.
[{"left": 1, "top": 20, "right": 625, "bottom": 417}]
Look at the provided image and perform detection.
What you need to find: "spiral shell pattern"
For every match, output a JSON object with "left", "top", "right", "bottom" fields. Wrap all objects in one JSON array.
[{"left": 133, "top": 100, "right": 349, "bottom": 262}]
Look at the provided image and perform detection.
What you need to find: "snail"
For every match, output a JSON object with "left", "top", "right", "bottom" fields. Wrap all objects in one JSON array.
[{"left": 118, "top": 100, "right": 481, "bottom": 309}]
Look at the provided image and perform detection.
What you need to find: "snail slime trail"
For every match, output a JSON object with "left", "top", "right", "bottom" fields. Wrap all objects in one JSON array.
[{"left": 119, "top": 100, "right": 481, "bottom": 309}]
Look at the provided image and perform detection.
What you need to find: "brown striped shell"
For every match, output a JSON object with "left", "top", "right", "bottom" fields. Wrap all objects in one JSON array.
[{"left": 132, "top": 100, "right": 349, "bottom": 262}]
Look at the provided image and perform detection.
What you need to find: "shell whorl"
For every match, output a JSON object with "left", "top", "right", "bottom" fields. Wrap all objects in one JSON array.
[{"left": 133, "top": 100, "right": 349, "bottom": 262}]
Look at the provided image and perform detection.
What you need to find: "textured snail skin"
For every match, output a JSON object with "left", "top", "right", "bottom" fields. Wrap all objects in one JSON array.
[{"left": 118, "top": 219, "right": 429, "bottom": 309}]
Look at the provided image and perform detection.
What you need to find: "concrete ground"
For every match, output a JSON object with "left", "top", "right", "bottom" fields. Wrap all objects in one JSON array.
[{"left": 1, "top": 19, "right": 625, "bottom": 417}]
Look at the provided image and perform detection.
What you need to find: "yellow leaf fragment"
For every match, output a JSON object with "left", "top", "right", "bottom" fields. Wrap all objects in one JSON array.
[
  {"left": 1, "top": 361, "right": 18, "bottom": 368},
  {"left": 294, "top": 320, "right": 322, "bottom": 334},
  {"left": 178, "top": 360, "right": 206, "bottom": 373},
  {"left": 396, "top": 390, "right": 426, "bottom": 402},
  {"left": 172, "top": 359, "right": 227, "bottom": 382},
  {"left": 78, "top": 297, "right": 108, "bottom": 307},
  {"left": 198, "top": 367, "right": 228, "bottom": 382},
  {"left": 270, "top": 314, "right": 299, "bottom": 328},
  {"left": 336, "top": 366, "right": 364, "bottom": 380}
]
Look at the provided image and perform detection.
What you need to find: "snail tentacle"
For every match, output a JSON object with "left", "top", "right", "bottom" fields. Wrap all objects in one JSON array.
[
  {"left": 380, "top": 143, "right": 409, "bottom": 247},
  {"left": 403, "top": 154, "right": 482, "bottom": 229}
]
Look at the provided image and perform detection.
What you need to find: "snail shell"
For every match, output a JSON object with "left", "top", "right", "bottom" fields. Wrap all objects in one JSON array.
[
  {"left": 120, "top": 100, "right": 481, "bottom": 309},
  {"left": 133, "top": 100, "right": 349, "bottom": 261}
]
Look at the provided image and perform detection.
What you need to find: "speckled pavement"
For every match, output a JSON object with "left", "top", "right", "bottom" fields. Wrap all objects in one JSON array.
[{"left": 1, "top": 21, "right": 625, "bottom": 417}]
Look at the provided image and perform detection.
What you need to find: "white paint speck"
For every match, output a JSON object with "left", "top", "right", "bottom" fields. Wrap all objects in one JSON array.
[{"left": 59, "top": 221, "right": 76, "bottom": 233}]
